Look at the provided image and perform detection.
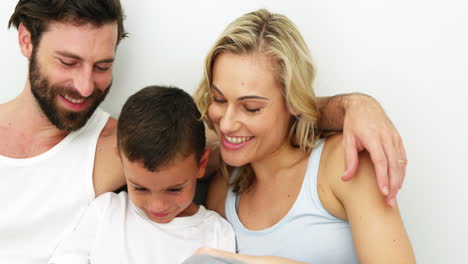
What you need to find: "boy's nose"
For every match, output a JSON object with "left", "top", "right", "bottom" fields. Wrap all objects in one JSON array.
[{"left": 148, "top": 197, "right": 169, "bottom": 213}]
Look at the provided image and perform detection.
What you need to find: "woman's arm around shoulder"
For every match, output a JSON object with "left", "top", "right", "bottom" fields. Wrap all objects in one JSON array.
[{"left": 320, "top": 134, "right": 415, "bottom": 264}]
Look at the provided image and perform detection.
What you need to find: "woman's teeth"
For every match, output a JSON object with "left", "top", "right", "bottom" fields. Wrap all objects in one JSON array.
[{"left": 225, "top": 135, "right": 253, "bottom": 144}]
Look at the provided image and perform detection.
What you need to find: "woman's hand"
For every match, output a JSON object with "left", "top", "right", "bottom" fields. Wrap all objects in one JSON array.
[{"left": 192, "top": 247, "right": 305, "bottom": 264}]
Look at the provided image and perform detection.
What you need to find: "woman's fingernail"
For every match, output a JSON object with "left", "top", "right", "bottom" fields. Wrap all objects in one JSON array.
[{"left": 382, "top": 186, "right": 389, "bottom": 196}]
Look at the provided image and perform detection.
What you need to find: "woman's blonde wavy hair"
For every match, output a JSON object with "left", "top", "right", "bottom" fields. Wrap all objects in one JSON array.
[{"left": 193, "top": 9, "right": 320, "bottom": 193}]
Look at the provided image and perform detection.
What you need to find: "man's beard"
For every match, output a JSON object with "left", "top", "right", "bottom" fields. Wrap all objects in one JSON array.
[{"left": 28, "top": 50, "right": 110, "bottom": 132}]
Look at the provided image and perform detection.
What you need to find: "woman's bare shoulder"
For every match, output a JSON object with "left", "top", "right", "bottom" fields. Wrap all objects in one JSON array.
[
  {"left": 316, "top": 134, "right": 348, "bottom": 219},
  {"left": 319, "top": 134, "right": 378, "bottom": 203},
  {"left": 205, "top": 170, "right": 231, "bottom": 218}
]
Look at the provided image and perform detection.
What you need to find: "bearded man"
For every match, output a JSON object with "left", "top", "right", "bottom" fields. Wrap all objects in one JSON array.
[{"left": 0, "top": 1, "right": 127, "bottom": 263}]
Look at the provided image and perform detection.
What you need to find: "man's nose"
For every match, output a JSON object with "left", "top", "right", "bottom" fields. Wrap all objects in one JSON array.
[{"left": 74, "top": 66, "right": 94, "bottom": 97}]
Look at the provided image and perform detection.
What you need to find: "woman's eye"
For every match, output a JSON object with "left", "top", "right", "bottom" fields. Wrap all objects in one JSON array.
[
  {"left": 244, "top": 106, "right": 262, "bottom": 113},
  {"left": 212, "top": 96, "right": 226, "bottom": 103}
]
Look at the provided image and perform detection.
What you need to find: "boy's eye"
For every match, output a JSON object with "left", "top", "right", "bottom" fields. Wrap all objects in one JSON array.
[
  {"left": 167, "top": 187, "right": 182, "bottom": 193},
  {"left": 134, "top": 187, "right": 147, "bottom": 192}
]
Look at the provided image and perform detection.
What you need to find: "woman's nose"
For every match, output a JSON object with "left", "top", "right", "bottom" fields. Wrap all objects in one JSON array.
[{"left": 219, "top": 106, "right": 241, "bottom": 134}]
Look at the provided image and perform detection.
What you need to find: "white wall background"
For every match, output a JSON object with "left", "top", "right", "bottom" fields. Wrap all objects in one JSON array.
[{"left": 1, "top": 0, "right": 467, "bottom": 263}]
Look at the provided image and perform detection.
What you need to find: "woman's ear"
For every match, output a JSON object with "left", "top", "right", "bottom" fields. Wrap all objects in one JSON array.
[
  {"left": 289, "top": 105, "right": 300, "bottom": 117},
  {"left": 18, "top": 23, "right": 34, "bottom": 59}
]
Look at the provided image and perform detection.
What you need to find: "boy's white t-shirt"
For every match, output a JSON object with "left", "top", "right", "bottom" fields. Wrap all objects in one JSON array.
[{"left": 48, "top": 192, "right": 236, "bottom": 264}]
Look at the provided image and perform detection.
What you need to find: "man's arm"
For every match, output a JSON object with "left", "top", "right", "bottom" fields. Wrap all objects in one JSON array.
[
  {"left": 317, "top": 93, "right": 407, "bottom": 206},
  {"left": 93, "top": 118, "right": 126, "bottom": 196},
  {"left": 316, "top": 95, "right": 346, "bottom": 132}
]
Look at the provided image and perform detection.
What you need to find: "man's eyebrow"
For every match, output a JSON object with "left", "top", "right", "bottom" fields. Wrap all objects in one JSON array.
[
  {"left": 211, "top": 84, "right": 269, "bottom": 101},
  {"left": 95, "top": 58, "right": 115, "bottom": 64},
  {"left": 56, "top": 51, "right": 82, "bottom": 60},
  {"left": 55, "top": 51, "right": 114, "bottom": 64}
]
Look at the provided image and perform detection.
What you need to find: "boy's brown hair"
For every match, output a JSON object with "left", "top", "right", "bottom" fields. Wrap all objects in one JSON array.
[{"left": 117, "top": 86, "right": 206, "bottom": 171}]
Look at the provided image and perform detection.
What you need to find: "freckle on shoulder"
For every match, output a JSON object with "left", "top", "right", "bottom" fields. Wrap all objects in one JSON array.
[{"left": 100, "top": 117, "right": 117, "bottom": 138}]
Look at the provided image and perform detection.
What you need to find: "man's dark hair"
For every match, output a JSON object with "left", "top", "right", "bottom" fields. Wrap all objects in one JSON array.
[
  {"left": 8, "top": 0, "right": 127, "bottom": 47},
  {"left": 117, "top": 86, "right": 206, "bottom": 171}
]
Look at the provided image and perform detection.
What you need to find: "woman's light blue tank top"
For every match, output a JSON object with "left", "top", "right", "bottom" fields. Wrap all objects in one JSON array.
[{"left": 225, "top": 140, "right": 359, "bottom": 264}]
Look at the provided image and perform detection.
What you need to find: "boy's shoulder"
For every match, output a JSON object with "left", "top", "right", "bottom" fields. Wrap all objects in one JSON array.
[
  {"left": 92, "top": 191, "right": 129, "bottom": 214},
  {"left": 199, "top": 205, "right": 224, "bottom": 219},
  {"left": 196, "top": 206, "right": 236, "bottom": 252},
  {"left": 198, "top": 206, "right": 234, "bottom": 233}
]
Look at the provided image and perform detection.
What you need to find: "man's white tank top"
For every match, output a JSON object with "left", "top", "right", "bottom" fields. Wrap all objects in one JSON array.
[
  {"left": 225, "top": 139, "right": 359, "bottom": 264},
  {"left": 0, "top": 108, "right": 109, "bottom": 264}
]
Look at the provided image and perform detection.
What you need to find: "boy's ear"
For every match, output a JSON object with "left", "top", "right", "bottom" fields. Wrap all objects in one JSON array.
[
  {"left": 18, "top": 23, "right": 34, "bottom": 59},
  {"left": 113, "top": 147, "right": 121, "bottom": 160},
  {"left": 196, "top": 149, "right": 212, "bottom": 179}
]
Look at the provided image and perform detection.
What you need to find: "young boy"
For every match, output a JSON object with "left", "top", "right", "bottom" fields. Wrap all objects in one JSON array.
[{"left": 48, "top": 86, "right": 236, "bottom": 264}]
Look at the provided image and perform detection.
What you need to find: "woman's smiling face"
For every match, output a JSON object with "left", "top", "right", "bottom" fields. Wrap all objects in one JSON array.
[{"left": 208, "top": 51, "right": 293, "bottom": 167}]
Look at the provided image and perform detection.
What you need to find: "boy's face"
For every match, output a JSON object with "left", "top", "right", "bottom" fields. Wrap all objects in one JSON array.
[{"left": 121, "top": 151, "right": 209, "bottom": 224}]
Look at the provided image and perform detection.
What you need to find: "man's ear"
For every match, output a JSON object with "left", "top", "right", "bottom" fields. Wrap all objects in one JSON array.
[
  {"left": 196, "top": 149, "right": 212, "bottom": 179},
  {"left": 113, "top": 147, "right": 121, "bottom": 160},
  {"left": 18, "top": 23, "right": 34, "bottom": 59}
]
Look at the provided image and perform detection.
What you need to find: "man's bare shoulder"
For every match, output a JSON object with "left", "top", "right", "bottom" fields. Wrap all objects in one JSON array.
[
  {"left": 96, "top": 117, "right": 117, "bottom": 156},
  {"left": 94, "top": 116, "right": 125, "bottom": 196},
  {"left": 99, "top": 116, "right": 117, "bottom": 138}
]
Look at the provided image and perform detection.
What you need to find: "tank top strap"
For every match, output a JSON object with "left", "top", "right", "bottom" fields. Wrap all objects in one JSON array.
[
  {"left": 301, "top": 139, "right": 338, "bottom": 218},
  {"left": 225, "top": 167, "right": 240, "bottom": 227},
  {"left": 69, "top": 108, "right": 110, "bottom": 198}
]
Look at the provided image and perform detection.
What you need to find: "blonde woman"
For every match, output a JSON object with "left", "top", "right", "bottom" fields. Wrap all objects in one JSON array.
[{"left": 189, "top": 9, "right": 415, "bottom": 264}]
